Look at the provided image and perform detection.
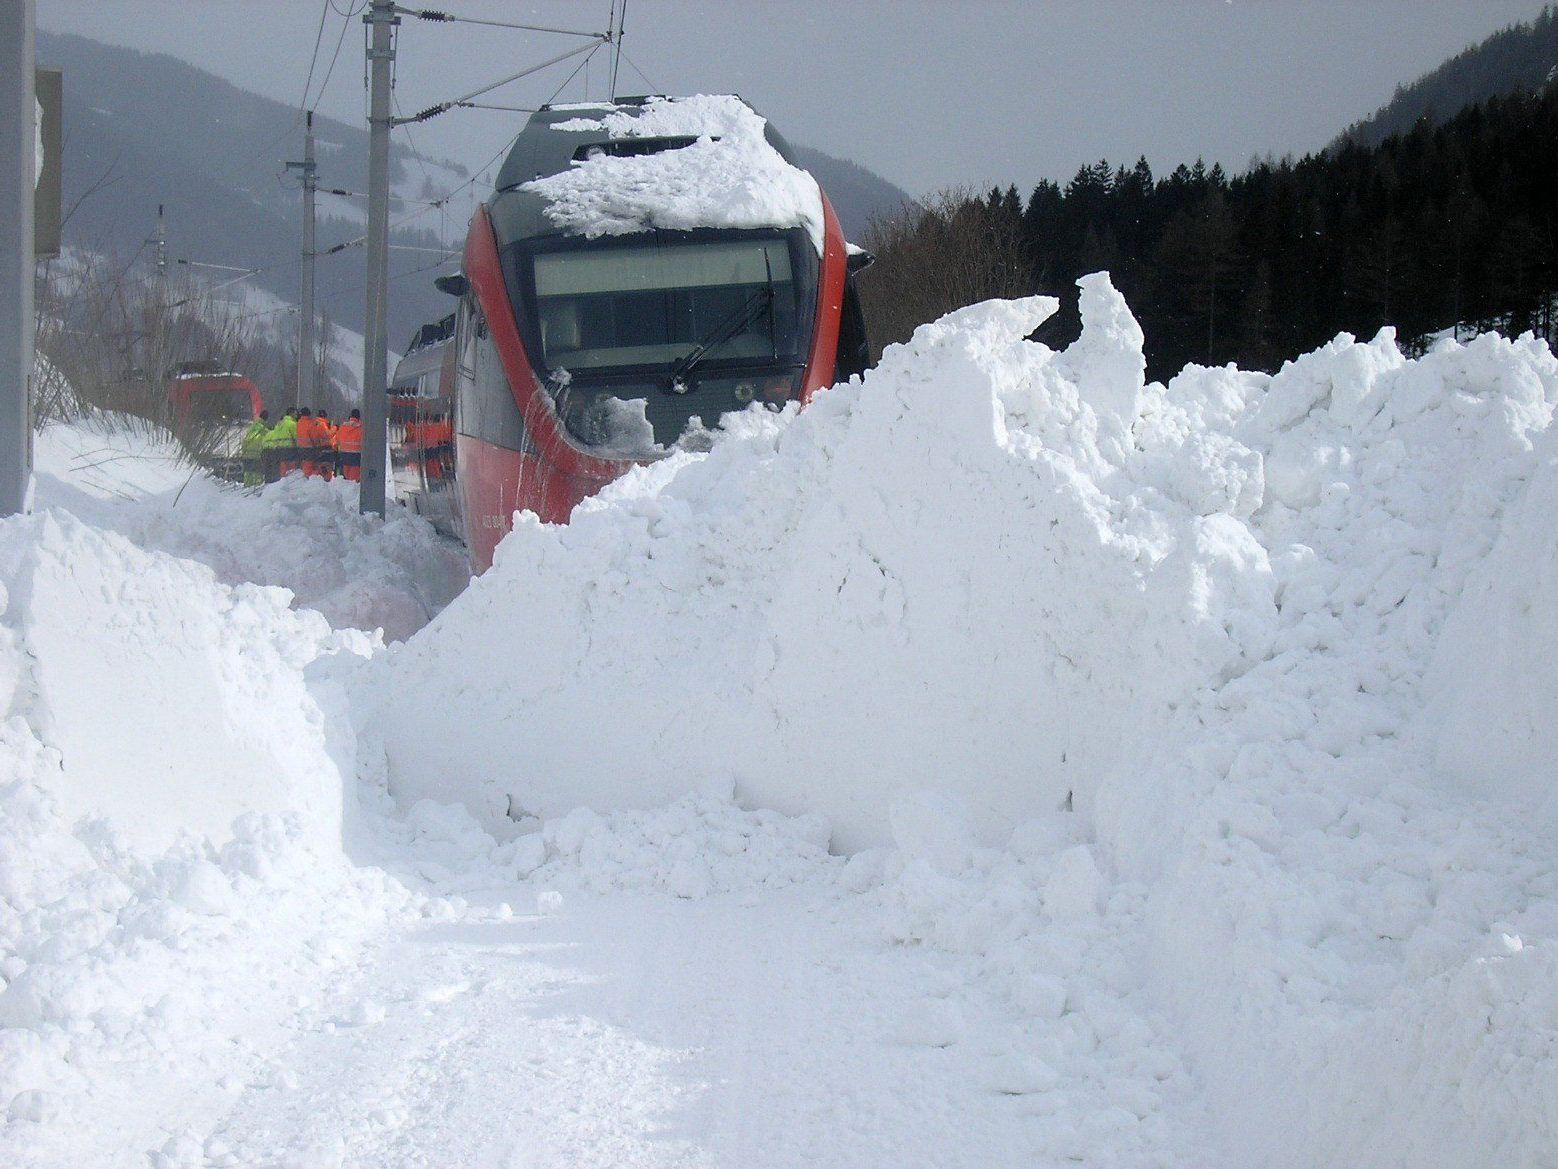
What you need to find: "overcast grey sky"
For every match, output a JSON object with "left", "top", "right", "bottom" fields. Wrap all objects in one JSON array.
[{"left": 37, "top": 1, "right": 1552, "bottom": 198}]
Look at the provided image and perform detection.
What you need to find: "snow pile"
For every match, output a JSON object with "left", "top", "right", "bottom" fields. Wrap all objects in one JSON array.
[
  {"left": 0, "top": 510, "right": 375, "bottom": 850},
  {"left": 358, "top": 788, "right": 837, "bottom": 903},
  {"left": 1092, "top": 326, "right": 1558, "bottom": 1167},
  {"left": 0, "top": 418, "right": 476, "bottom": 1161},
  {"left": 374, "top": 279, "right": 1240, "bottom": 850},
  {"left": 33, "top": 417, "right": 467, "bottom": 642},
  {"left": 0, "top": 505, "right": 402, "bottom": 1161},
  {"left": 375, "top": 274, "right": 1558, "bottom": 1165},
  {"left": 527, "top": 95, "right": 826, "bottom": 251}
]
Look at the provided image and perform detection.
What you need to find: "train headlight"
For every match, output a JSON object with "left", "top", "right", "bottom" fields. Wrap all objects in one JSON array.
[{"left": 760, "top": 373, "right": 800, "bottom": 410}]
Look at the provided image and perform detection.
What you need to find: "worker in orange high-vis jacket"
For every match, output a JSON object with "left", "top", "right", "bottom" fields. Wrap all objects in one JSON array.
[
  {"left": 295, "top": 407, "right": 322, "bottom": 477},
  {"left": 424, "top": 412, "right": 454, "bottom": 481},
  {"left": 316, "top": 408, "right": 337, "bottom": 481},
  {"left": 335, "top": 409, "right": 364, "bottom": 483},
  {"left": 402, "top": 415, "right": 424, "bottom": 480}
]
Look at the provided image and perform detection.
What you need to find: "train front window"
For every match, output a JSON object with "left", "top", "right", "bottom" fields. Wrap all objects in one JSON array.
[
  {"left": 496, "top": 226, "right": 818, "bottom": 453},
  {"left": 184, "top": 388, "right": 255, "bottom": 426},
  {"left": 530, "top": 237, "right": 801, "bottom": 374}
]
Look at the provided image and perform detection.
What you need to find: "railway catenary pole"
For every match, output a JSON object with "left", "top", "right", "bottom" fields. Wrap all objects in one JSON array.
[
  {"left": 1, "top": 0, "right": 37, "bottom": 518},
  {"left": 154, "top": 204, "right": 167, "bottom": 286},
  {"left": 286, "top": 112, "right": 319, "bottom": 411},
  {"left": 360, "top": 0, "right": 396, "bottom": 517}
]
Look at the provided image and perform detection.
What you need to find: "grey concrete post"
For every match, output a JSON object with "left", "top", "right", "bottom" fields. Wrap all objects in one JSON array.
[
  {"left": 1, "top": 0, "right": 36, "bottom": 517},
  {"left": 359, "top": 0, "right": 396, "bottom": 516},
  {"left": 298, "top": 112, "right": 317, "bottom": 410}
]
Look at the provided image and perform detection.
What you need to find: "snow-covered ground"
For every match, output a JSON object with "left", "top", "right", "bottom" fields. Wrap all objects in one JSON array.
[
  {"left": 4, "top": 284, "right": 1558, "bottom": 1167},
  {"left": 30, "top": 417, "right": 465, "bottom": 643}
]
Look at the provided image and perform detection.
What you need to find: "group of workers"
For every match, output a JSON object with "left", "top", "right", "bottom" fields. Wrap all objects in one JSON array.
[
  {"left": 238, "top": 406, "right": 457, "bottom": 488},
  {"left": 403, "top": 413, "right": 455, "bottom": 481},
  {"left": 240, "top": 407, "right": 364, "bottom": 486}
]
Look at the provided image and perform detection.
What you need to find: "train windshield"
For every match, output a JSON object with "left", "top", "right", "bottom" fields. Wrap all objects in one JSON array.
[
  {"left": 504, "top": 228, "right": 817, "bottom": 454},
  {"left": 183, "top": 387, "right": 255, "bottom": 426},
  {"left": 531, "top": 238, "right": 799, "bottom": 372}
]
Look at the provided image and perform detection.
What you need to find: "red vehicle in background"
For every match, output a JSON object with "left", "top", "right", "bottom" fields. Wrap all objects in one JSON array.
[
  {"left": 389, "top": 317, "right": 461, "bottom": 539},
  {"left": 167, "top": 361, "right": 264, "bottom": 432},
  {"left": 166, "top": 361, "right": 264, "bottom": 478}
]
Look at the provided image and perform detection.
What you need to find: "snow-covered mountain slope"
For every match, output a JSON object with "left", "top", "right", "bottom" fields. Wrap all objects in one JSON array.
[{"left": 5, "top": 291, "right": 1558, "bottom": 1167}]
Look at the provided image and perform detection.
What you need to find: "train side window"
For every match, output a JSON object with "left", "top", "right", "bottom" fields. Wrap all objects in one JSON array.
[
  {"left": 465, "top": 304, "right": 530, "bottom": 453},
  {"left": 455, "top": 300, "right": 482, "bottom": 438},
  {"left": 836, "top": 275, "right": 870, "bottom": 381}
]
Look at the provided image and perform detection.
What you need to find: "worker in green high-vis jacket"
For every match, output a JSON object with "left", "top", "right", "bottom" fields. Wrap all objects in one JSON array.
[
  {"left": 261, "top": 408, "right": 299, "bottom": 483},
  {"left": 239, "top": 410, "right": 270, "bottom": 487}
]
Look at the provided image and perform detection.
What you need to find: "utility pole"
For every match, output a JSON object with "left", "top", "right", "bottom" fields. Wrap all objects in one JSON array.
[
  {"left": 286, "top": 112, "right": 318, "bottom": 410},
  {"left": 1, "top": 0, "right": 36, "bottom": 517},
  {"left": 154, "top": 204, "right": 167, "bottom": 283},
  {"left": 360, "top": 0, "right": 396, "bottom": 517}
]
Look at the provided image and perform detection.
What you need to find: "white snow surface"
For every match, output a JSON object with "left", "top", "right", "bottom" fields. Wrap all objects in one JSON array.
[
  {"left": 374, "top": 274, "right": 1558, "bottom": 1165},
  {"left": 526, "top": 94, "right": 826, "bottom": 252},
  {"left": 31, "top": 417, "right": 466, "bottom": 643},
  {"left": 7, "top": 286, "right": 1558, "bottom": 1166}
]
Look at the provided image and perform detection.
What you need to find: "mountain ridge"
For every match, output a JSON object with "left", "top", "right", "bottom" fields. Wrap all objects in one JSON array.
[{"left": 1333, "top": 5, "right": 1558, "bottom": 149}]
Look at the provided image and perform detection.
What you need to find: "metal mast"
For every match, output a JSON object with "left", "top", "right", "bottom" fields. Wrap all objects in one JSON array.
[
  {"left": 154, "top": 204, "right": 168, "bottom": 291},
  {"left": 360, "top": 0, "right": 396, "bottom": 517},
  {"left": 0, "top": 0, "right": 35, "bottom": 517},
  {"left": 286, "top": 112, "right": 319, "bottom": 410}
]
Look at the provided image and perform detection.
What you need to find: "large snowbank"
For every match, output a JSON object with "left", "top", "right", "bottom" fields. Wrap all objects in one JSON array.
[
  {"left": 0, "top": 506, "right": 385, "bottom": 1163},
  {"left": 0, "top": 511, "right": 366, "bottom": 850},
  {"left": 526, "top": 94, "right": 827, "bottom": 251},
  {"left": 374, "top": 275, "right": 1558, "bottom": 1165},
  {"left": 373, "top": 278, "right": 1258, "bottom": 848},
  {"left": 0, "top": 420, "right": 478, "bottom": 1163}
]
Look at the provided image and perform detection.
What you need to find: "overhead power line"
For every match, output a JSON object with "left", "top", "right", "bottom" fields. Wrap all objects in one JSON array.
[
  {"left": 392, "top": 38, "right": 608, "bottom": 126},
  {"left": 393, "top": 6, "right": 609, "bottom": 38},
  {"left": 296, "top": 1, "right": 332, "bottom": 122},
  {"left": 310, "top": 1, "right": 362, "bottom": 112},
  {"left": 610, "top": 0, "right": 625, "bottom": 100}
]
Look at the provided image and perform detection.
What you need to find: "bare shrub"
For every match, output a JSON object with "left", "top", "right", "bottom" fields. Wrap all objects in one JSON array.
[
  {"left": 857, "top": 188, "right": 1032, "bottom": 361},
  {"left": 37, "top": 250, "right": 257, "bottom": 424}
]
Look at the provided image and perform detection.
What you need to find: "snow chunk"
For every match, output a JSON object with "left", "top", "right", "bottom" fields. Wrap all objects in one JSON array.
[{"left": 525, "top": 95, "right": 826, "bottom": 252}]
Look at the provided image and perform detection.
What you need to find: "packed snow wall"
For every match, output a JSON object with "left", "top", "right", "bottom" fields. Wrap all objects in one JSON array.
[
  {"left": 371, "top": 276, "right": 1276, "bottom": 850},
  {"left": 0, "top": 510, "right": 371, "bottom": 852},
  {"left": 0, "top": 422, "right": 472, "bottom": 1146}
]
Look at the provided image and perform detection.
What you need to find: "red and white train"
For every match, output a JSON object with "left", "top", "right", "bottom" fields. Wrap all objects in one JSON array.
[{"left": 393, "top": 95, "right": 870, "bottom": 570}]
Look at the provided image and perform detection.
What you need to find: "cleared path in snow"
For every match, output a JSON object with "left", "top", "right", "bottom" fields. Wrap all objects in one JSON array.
[{"left": 203, "top": 890, "right": 1093, "bottom": 1168}]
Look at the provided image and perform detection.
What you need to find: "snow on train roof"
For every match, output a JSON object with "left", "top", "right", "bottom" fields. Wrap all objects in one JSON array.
[{"left": 513, "top": 95, "right": 826, "bottom": 253}]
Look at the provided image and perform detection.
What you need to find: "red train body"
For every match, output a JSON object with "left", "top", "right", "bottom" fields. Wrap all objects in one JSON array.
[{"left": 395, "top": 96, "right": 869, "bottom": 570}]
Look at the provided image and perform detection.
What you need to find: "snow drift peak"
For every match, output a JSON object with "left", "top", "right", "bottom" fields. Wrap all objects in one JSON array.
[{"left": 1066, "top": 271, "right": 1147, "bottom": 456}]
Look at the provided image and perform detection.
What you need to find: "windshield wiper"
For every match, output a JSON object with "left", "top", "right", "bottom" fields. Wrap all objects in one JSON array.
[{"left": 665, "top": 285, "right": 775, "bottom": 394}]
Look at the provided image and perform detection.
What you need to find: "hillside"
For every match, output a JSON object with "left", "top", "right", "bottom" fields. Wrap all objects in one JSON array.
[
  {"left": 1335, "top": 5, "right": 1558, "bottom": 148},
  {"left": 791, "top": 143, "right": 914, "bottom": 239},
  {"left": 38, "top": 32, "right": 463, "bottom": 352}
]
